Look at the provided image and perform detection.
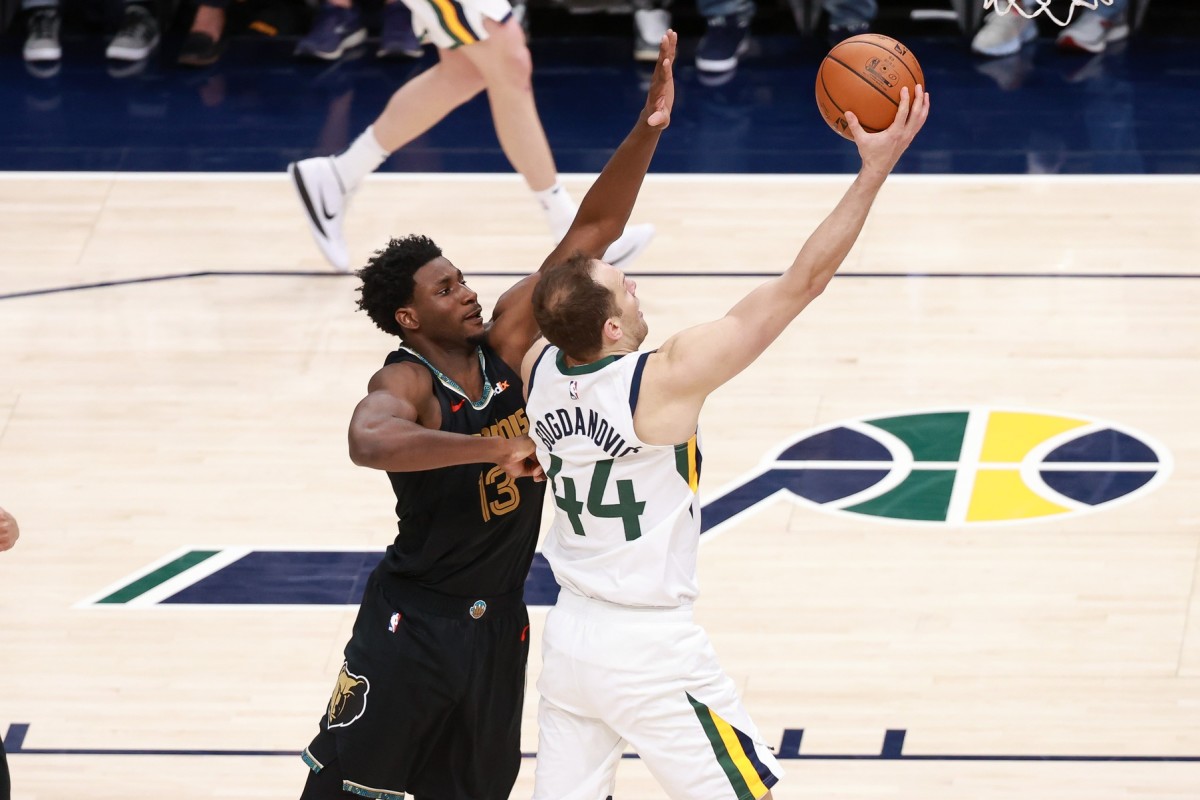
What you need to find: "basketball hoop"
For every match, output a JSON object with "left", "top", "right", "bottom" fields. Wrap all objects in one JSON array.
[{"left": 983, "top": 0, "right": 1114, "bottom": 26}]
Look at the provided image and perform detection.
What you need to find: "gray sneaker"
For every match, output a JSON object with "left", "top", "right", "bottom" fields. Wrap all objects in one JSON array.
[
  {"left": 106, "top": 5, "right": 160, "bottom": 61},
  {"left": 971, "top": 10, "right": 1036, "bottom": 57},
  {"left": 24, "top": 9, "right": 62, "bottom": 62}
]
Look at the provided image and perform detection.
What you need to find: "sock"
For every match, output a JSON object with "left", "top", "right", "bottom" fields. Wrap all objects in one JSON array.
[
  {"left": 332, "top": 126, "right": 390, "bottom": 192},
  {"left": 533, "top": 182, "right": 578, "bottom": 241}
]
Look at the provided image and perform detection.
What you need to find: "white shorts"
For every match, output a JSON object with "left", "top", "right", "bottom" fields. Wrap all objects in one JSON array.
[
  {"left": 399, "top": 0, "right": 513, "bottom": 50},
  {"left": 533, "top": 591, "right": 783, "bottom": 800}
]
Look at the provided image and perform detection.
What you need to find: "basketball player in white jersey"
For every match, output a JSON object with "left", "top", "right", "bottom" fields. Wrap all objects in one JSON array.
[{"left": 521, "top": 86, "right": 930, "bottom": 799}]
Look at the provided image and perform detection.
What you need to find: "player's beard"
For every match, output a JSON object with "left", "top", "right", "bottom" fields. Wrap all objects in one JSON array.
[{"left": 631, "top": 316, "right": 649, "bottom": 349}]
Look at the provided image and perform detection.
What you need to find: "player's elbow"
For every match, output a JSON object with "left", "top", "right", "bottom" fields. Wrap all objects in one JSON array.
[
  {"left": 348, "top": 426, "right": 384, "bottom": 468},
  {"left": 784, "top": 271, "right": 830, "bottom": 309}
]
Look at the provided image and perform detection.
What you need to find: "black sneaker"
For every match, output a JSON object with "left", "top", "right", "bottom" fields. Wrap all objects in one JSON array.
[
  {"left": 695, "top": 15, "right": 750, "bottom": 74},
  {"left": 106, "top": 4, "right": 160, "bottom": 61},
  {"left": 377, "top": 1, "right": 422, "bottom": 58},
  {"left": 177, "top": 31, "right": 223, "bottom": 66},
  {"left": 294, "top": 5, "right": 367, "bottom": 60}
]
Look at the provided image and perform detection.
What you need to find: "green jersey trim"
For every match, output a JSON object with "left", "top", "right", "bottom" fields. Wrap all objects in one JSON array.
[{"left": 555, "top": 351, "right": 627, "bottom": 376}]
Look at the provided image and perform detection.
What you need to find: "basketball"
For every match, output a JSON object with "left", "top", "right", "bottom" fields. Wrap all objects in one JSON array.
[{"left": 815, "top": 34, "right": 925, "bottom": 140}]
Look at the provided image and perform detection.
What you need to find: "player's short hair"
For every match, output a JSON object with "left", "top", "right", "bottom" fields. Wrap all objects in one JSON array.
[
  {"left": 533, "top": 252, "right": 617, "bottom": 361},
  {"left": 356, "top": 235, "right": 443, "bottom": 338}
]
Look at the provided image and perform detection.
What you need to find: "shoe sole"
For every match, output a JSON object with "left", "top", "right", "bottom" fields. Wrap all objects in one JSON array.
[
  {"left": 107, "top": 36, "right": 159, "bottom": 61},
  {"left": 633, "top": 37, "right": 660, "bottom": 61},
  {"left": 24, "top": 47, "right": 62, "bottom": 61},
  {"left": 696, "top": 38, "right": 750, "bottom": 73},
  {"left": 178, "top": 52, "right": 220, "bottom": 66},
  {"left": 296, "top": 28, "right": 367, "bottom": 60},
  {"left": 177, "top": 36, "right": 223, "bottom": 67},
  {"left": 1058, "top": 23, "right": 1128, "bottom": 54},
  {"left": 1056, "top": 35, "right": 1104, "bottom": 54},
  {"left": 377, "top": 48, "right": 423, "bottom": 58}
]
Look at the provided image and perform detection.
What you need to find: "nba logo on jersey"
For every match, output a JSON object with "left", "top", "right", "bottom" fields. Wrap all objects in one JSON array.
[
  {"left": 569, "top": 380, "right": 579, "bottom": 400},
  {"left": 388, "top": 612, "right": 400, "bottom": 632}
]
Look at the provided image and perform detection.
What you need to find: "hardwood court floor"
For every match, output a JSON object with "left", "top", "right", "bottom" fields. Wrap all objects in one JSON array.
[{"left": 1, "top": 173, "right": 1198, "bottom": 799}]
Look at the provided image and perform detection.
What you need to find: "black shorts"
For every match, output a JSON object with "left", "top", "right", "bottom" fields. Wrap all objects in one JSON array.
[{"left": 303, "top": 571, "right": 530, "bottom": 800}]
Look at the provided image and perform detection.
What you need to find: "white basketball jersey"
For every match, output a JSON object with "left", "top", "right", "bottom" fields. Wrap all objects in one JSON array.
[{"left": 526, "top": 345, "right": 702, "bottom": 608}]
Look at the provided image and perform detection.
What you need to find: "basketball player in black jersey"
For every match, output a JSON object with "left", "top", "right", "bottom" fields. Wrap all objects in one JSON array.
[{"left": 297, "top": 31, "right": 677, "bottom": 800}]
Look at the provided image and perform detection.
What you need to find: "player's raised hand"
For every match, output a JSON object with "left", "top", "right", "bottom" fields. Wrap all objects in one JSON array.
[
  {"left": 644, "top": 30, "right": 678, "bottom": 129},
  {"left": 846, "top": 84, "right": 930, "bottom": 176}
]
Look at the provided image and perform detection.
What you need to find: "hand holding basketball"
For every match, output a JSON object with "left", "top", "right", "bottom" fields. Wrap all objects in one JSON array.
[
  {"left": 847, "top": 85, "right": 930, "bottom": 174},
  {"left": 816, "top": 34, "right": 926, "bottom": 140}
]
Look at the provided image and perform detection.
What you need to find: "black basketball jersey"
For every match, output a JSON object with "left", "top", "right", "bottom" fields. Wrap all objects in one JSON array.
[{"left": 375, "top": 343, "right": 546, "bottom": 597}]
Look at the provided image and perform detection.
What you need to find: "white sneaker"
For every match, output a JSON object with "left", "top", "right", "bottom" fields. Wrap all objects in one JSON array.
[
  {"left": 633, "top": 9, "right": 670, "bottom": 62},
  {"left": 24, "top": 9, "right": 61, "bottom": 62},
  {"left": 1056, "top": 9, "right": 1129, "bottom": 54},
  {"left": 603, "top": 223, "right": 655, "bottom": 268},
  {"left": 971, "top": 10, "right": 1037, "bottom": 57},
  {"left": 288, "top": 157, "right": 352, "bottom": 272}
]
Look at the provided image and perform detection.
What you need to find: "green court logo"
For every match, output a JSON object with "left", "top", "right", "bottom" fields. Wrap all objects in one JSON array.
[{"left": 702, "top": 408, "right": 1171, "bottom": 527}]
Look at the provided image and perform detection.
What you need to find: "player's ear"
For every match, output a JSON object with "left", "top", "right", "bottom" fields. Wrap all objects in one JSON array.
[
  {"left": 602, "top": 316, "right": 622, "bottom": 345},
  {"left": 395, "top": 306, "right": 418, "bottom": 332}
]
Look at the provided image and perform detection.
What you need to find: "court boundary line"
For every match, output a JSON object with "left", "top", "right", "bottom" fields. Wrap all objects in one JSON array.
[
  {"left": 5, "top": 270, "right": 1200, "bottom": 302},
  {"left": 5, "top": 724, "right": 1200, "bottom": 763},
  {"left": 1, "top": 172, "right": 1199, "bottom": 186}
]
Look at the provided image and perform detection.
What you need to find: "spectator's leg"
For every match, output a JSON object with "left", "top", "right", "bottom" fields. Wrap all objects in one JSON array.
[{"left": 823, "top": 0, "right": 875, "bottom": 45}]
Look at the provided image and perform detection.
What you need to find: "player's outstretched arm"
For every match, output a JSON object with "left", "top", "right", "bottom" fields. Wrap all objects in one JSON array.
[
  {"left": 637, "top": 87, "right": 930, "bottom": 444},
  {"left": 348, "top": 365, "right": 538, "bottom": 474},
  {"left": 486, "top": 31, "right": 677, "bottom": 372}
]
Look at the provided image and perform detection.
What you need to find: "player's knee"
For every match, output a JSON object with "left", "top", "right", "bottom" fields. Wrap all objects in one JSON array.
[{"left": 486, "top": 35, "right": 534, "bottom": 89}]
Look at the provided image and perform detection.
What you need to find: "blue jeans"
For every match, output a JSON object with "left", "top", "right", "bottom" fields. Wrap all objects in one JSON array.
[
  {"left": 824, "top": 0, "right": 876, "bottom": 27},
  {"left": 697, "top": 0, "right": 753, "bottom": 21},
  {"left": 1096, "top": 0, "right": 1128, "bottom": 20},
  {"left": 696, "top": 0, "right": 877, "bottom": 25}
]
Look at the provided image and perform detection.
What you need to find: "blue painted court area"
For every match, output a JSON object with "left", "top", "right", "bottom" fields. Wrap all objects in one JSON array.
[{"left": 2, "top": 6, "right": 1199, "bottom": 174}]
